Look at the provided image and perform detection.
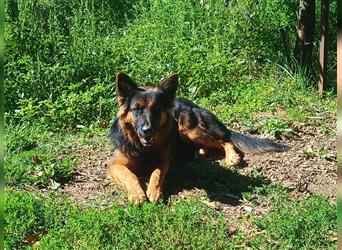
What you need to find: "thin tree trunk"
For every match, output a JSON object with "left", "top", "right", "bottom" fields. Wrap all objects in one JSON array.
[
  {"left": 318, "top": 0, "right": 329, "bottom": 95},
  {"left": 337, "top": 2, "right": 341, "bottom": 97},
  {"left": 294, "top": 0, "right": 316, "bottom": 67}
]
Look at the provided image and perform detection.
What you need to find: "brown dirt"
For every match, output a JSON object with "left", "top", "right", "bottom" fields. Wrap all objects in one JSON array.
[
  {"left": 61, "top": 134, "right": 127, "bottom": 208},
  {"left": 242, "top": 118, "right": 336, "bottom": 202},
  {"left": 61, "top": 114, "right": 336, "bottom": 214}
]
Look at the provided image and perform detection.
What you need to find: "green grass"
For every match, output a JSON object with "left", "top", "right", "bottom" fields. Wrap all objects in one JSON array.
[
  {"left": 5, "top": 148, "right": 73, "bottom": 188},
  {"left": 4, "top": 120, "right": 337, "bottom": 249},
  {"left": 4, "top": 118, "right": 337, "bottom": 249},
  {"left": 4, "top": 69, "right": 336, "bottom": 249},
  {"left": 5, "top": 190, "right": 243, "bottom": 249},
  {"left": 5, "top": 185, "right": 336, "bottom": 249},
  {"left": 249, "top": 186, "right": 337, "bottom": 249},
  {"left": 5, "top": 125, "right": 77, "bottom": 188}
]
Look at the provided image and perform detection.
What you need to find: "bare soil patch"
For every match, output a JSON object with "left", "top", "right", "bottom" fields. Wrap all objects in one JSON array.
[
  {"left": 61, "top": 134, "right": 126, "bottom": 208},
  {"left": 242, "top": 117, "right": 336, "bottom": 201}
]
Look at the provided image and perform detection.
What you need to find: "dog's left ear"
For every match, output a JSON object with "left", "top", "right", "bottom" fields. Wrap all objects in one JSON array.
[{"left": 160, "top": 73, "right": 178, "bottom": 105}]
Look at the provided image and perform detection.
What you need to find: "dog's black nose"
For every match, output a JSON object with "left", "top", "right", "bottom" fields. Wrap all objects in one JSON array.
[{"left": 142, "top": 126, "right": 152, "bottom": 135}]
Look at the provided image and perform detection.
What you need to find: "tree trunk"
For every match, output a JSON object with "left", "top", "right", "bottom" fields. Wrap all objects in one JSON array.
[
  {"left": 294, "top": 0, "right": 316, "bottom": 67},
  {"left": 318, "top": 0, "right": 329, "bottom": 95},
  {"left": 337, "top": 1, "right": 342, "bottom": 97}
]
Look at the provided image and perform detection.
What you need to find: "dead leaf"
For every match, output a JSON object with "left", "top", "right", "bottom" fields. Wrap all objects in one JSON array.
[
  {"left": 32, "top": 156, "right": 42, "bottom": 165},
  {"left": 23, "top": 233, "right": 40, "bottom": 245}
]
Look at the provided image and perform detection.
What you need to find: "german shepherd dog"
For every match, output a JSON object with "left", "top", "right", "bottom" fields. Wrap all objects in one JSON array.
[{"left": 107, "top": 72, "right": 289, "bottom": 204}]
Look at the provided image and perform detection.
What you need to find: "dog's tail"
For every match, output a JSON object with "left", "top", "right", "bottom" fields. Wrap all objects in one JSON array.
[{"left": 228, "top": 131, "right": 290, "bottom": 154}]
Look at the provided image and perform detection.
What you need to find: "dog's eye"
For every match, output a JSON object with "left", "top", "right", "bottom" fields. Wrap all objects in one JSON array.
[{"left": 132, "top": 106, "right": 142, "bottom": 113}]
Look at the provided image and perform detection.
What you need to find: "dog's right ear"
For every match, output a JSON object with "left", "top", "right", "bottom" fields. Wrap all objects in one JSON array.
[{"left": 116, "top": 72, "right": 137, "bottom": 106}]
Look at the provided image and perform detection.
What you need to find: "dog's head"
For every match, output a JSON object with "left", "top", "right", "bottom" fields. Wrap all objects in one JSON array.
[{"left": 116, "top": 72, "right": 178, "bottom": 147}]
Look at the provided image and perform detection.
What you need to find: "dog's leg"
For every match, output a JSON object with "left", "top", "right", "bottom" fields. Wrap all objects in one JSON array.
[
  {"left": 221, "top": 142, "right": 240, "bottom": 166},
  {"left": 181, "top": 127, "right": 241, "bottom": 166},
  {"left": 146, "top": 162, "right": 169, "bottom": 202},
  {"left": 107, "top": 163, "right": 146, "bottom": 204},
  {"left": 194, "top": 147, "right": 225, "bottom": 161}
]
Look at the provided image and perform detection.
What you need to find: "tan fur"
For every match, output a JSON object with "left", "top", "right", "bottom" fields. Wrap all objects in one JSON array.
[
  {"left": 180, "top": 125, "right": 240, "bottom": 166},
  {"left": 107, "top": 150, "right": 146, "bottom": 204},
  {"left": 146, "top": 160, "right": 170, "bottom": 202}
]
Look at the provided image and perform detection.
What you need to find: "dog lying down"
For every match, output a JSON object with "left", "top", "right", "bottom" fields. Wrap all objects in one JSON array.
[{"left": 107, "top": 72, "right": 290, "bottom": 204}]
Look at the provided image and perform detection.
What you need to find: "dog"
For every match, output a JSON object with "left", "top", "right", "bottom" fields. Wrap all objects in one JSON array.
[{"left": 107, "top": 72, "right": 289, "bottom": 204}]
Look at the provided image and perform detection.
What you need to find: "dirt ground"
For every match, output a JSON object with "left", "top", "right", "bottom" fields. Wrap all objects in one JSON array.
[
  {"left": 242, "top": 118, "right": 336, "bottom": 201},
  {"left": 61, "top": 114, "right": 336, "bottom": 218}
]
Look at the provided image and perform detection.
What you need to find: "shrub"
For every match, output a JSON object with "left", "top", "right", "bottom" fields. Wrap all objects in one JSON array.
[{"left": 5, "top": 0, "right": 308, "bottom": 130}]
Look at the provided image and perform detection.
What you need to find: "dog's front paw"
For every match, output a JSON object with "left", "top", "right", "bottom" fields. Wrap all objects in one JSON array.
[
  {"left": 223, "top": 151, "right": 241, "bottom": 167},
  {"left": 146, "top": 186, "right": 163, "bottom": 202},
  {"left": 127, "top": 188, "right": 146, "bottom": 205}
]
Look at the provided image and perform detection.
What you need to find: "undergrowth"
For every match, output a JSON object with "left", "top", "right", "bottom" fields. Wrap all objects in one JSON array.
[{"left": 5, "top": 0, "right": 336, "bottom": 131}]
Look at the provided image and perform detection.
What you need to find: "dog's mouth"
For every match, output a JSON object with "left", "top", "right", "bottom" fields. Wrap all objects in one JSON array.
[{"left": 139, "top": 136, "right": 154, "bottom": 147}]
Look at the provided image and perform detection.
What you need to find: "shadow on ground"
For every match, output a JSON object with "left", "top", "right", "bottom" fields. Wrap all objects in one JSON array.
[{"left": 164, "top": 160, "right": 270, "bottom": 206}]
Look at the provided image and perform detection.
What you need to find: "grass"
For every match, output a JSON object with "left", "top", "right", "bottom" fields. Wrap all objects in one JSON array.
[
  {"left": 249, "top": 186, "right": 337, "bottom": 249},
  {"left": 5, "top": 185, "right": 336, "bottom": 249},
  {"left": 196, "top": 69, "right": 336, "bottom": 137},
  {"left": 252, "top": 196, "right": 336, "bottom": 249},
  {"left": 5, "top": 190, "right": 242, "bottom": 249},
  {"left": 5, "top": 125, "right": 78, "bottom": 188},
  {"left": 4, "top": 74, "right": 336, "bottom": 249}
]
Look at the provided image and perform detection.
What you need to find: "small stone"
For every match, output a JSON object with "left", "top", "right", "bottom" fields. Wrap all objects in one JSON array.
[
  {"left": 228, "top": 227, "right": 237, "bottom": 236},
  {"left": 244, "top": 206, "right": 253, "bottom": 213}
]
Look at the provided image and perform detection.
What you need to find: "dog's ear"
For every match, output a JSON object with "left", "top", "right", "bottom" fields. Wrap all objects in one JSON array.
[
  {"left": 160, "top": 73, "right": 178, "bottom": 105},
  {"left": 116, "top": 72, "right": 137, "bottom": 106}
]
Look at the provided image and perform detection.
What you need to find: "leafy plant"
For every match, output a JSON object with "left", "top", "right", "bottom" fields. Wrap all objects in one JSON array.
[{"left": 6, "top": 0, "right": 336, "bottom": 131}]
